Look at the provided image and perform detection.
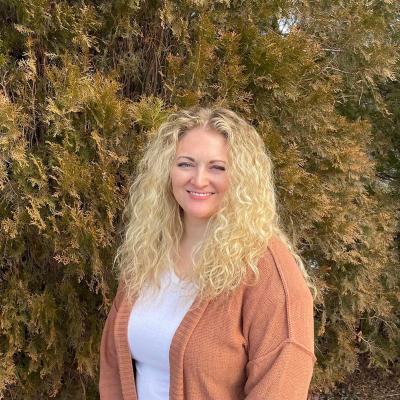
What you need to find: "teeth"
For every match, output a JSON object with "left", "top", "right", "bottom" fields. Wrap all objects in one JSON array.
[{"left": 189, "top": 191, "right": 213, "bottom": 197}]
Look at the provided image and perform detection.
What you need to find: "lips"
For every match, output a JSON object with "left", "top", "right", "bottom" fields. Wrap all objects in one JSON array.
[
  {"left": 186, "top": 190, "right": 215, "bottom": 195},
  {"left": 186, "top": 190, "right": 215, "bottom": 199}
]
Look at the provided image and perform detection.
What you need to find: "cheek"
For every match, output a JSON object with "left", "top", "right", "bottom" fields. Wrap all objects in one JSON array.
[
  {"left": 170, "top": 169, "right": 186, "bottom": 191},
  {"left": 217, "top": 176, "right": 230, "bottom": 193}
]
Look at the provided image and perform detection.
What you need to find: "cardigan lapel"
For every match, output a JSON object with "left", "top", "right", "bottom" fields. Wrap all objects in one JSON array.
[
  {"left": 115, "top": 295, "right": 138, "bottom": 400},
  {"left": 169, "top": 295, "right": 211, "bottom": 400}
]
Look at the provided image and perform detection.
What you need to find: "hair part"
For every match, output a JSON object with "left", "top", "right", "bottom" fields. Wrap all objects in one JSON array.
[{"left": 114, "top": 106, "right": 317, "bottom": 303}]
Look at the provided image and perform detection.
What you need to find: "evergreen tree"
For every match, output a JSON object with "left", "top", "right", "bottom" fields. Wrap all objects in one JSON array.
[{"left": 0, "top": 0, "right": 398, "bottom": 397}]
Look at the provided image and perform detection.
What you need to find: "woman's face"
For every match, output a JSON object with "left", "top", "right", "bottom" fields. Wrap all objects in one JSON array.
[{"left": 170, "top": 126, "right": 229, "bottom": 222}]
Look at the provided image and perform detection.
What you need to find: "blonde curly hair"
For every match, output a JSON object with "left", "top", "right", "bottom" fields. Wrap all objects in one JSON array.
[{"left": 114, "top": 106, "right": 316, "bottom": 302}]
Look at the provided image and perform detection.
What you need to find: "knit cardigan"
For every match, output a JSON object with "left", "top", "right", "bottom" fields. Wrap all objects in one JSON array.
[{"left": 99, "top": 235, "right": 317, "bottom": 399}]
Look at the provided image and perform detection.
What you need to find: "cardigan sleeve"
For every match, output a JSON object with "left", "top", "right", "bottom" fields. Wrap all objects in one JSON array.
[
  {"left": 99, "top": 281, "right": 125, "bottom": 400},
  {"left": 243, "top": 236, "right": 317, "bottom": 399},
  {"left": 244, "top": 340, "right": 316, "bottom": 399}
]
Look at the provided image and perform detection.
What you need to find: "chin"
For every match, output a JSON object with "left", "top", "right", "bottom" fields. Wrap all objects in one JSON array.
[{"left": 184, "top": 209, "right": 215, "bottom": 220}]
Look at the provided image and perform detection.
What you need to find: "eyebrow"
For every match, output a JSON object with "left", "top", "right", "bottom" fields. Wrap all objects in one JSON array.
[{"left": 177, "top": 156, "right": 227, "bottom": 164}]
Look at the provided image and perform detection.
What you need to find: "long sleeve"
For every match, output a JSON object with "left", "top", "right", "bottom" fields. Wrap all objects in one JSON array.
[
  {"left": 244, "top": 339, "right": 315, "bottom": 399},
  {"left": 243, "top": 237, "right": 316, "bottom": 400},
  {"left": 99, "top": 283, "right": 125, "bottom": 400}
]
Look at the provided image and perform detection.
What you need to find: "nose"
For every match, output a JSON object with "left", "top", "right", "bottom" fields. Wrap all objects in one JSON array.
[{"left": 191, "top": 166, "right": 209, "bottom": 188}]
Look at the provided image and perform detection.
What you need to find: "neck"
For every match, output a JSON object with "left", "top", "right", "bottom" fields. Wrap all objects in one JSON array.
[{"left": 181, "top": 214, "right": 210, "bottom": 245}]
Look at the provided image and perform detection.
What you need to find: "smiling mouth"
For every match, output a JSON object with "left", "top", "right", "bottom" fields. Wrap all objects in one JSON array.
[{"left": 186, "top": 190, "right": 215, "bottom": 196}]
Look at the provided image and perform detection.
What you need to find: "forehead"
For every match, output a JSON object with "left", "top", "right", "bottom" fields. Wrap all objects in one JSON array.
[{"left": 176, "top": 127, "right": 228, "bottom": 160}]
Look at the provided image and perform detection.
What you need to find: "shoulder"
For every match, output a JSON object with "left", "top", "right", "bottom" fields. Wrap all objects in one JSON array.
[
  {"left": 251, "top": 234, "right": 313, "bottom": 303},
  {"left": 112, "top": 279, "right": 127, "bottom": 311},
  {"left": 264, "top": 235, "right": 313, "bottom": 301},
  {"left": 242, "top": 234, "right": 314, "bottom": 342}
]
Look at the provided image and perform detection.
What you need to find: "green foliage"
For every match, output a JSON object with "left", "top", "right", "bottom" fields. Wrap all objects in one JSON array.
[{"left": 0, "top": 0, "right": 399, "bottom": 398}]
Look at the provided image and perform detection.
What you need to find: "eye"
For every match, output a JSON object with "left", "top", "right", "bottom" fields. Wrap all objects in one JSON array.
[
  {"left": 177, "top": 162, "right": 192, "bottom": 167},
  {"left": 177, "top": 162, "right": 225, "bottom": 171}
]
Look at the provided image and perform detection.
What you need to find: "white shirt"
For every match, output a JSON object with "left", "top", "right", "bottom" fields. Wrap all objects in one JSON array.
[{"left": 127, "top": 267, "right": 198, "bottom": 399}]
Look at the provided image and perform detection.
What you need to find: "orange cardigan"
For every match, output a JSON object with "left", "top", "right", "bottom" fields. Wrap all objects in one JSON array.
[{"left": 99, "top": 236, "right": 317, "bottom": 399}]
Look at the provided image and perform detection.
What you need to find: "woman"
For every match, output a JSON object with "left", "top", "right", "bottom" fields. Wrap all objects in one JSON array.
[{"left": 99, "top": 107, "right": 317, "bottom": 400}]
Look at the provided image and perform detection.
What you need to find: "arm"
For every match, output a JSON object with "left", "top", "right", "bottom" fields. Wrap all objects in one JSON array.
[
  {"left": 245, "top": 339, "right": 316, "bottom": 399},
  {"left": 243, "top": 238, "right": 316, "bottom": 399},
  {"left": 99, "top": 282, "right": 125, "bottom": 400}
]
